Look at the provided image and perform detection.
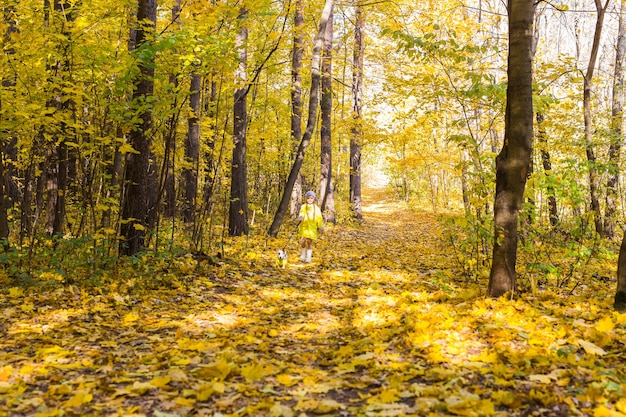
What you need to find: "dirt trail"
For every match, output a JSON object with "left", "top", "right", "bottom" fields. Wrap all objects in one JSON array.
[{"left": 1, "top": 188, "right": 467, "bottom": 417}]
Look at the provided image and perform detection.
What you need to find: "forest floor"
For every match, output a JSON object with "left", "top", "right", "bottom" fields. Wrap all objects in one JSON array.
[{"left": 1, "top": 188, "right": 626, "bottom": 417}]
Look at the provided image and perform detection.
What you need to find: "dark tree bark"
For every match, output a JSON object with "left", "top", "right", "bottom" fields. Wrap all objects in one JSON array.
[
  {"left": 229, "top": 7, "right": 250, "bottom": 236},
  {"left": 536, "top": 112, "right": 558, "bottom": 226},
  {"left": 43, "top": 0, "right": 78, "bottom": 239},
  {"left": 605, "top": 0, "right": 625, "bottom": 239},
  {"left": 350, "top": 3, "right": 365, "bottom": 221},
  {"left": 183, "top": 73, "right": 201, "bottom": 224},
  {"left": 119, "top": 0, "right": 157, "bottom": 256},
  {"left": 319, "top": 4, "right": 335, "bottom": 223},
  {"left": 487, "top": 0, "right": 534, "bottom": 298},
  {"left": 162, "top": 1, "right": 181, "bottom": 219},
  {"left": 289, "top": 0, "right": 304, "bottom": 218},
  {"left": 616, "top": 235, "right": 626, "bottom": 312},
  {"left": 267, "top": 0, "right": 334, "bottom": 237},
  {"left": 0, "top": 5, "right": 18, "bottom": 247},
  {"left": 583, "top": 0, "right": 610, "bottom": 238},
  {"left": 100, "top": 143, "right": 123, "bottom": 230}
]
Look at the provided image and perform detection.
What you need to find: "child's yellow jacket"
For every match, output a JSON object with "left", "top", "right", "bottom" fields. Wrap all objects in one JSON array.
[{"left": 298, "top": 203, "right": 324, "bottom": 240}]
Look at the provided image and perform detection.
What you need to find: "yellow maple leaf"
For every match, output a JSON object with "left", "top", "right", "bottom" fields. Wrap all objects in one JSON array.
[
  {"left": 595, "top": 317, "right": 615, "bottom": 333},
  {"left": 65, "top": 391, "right": 93, "bottom": 408},
  {"left": 130, "top": 381, "right": 154, "bottom": 394},
  {"left": 175, "top": 396, "right": 196, "bottom": 407},
  {"left": 593, "top": 405, "right": 614, "bottom": 417},
  {"left": 8, "top": 287, "right": 24, "bottom": 298},
  {"left": 0, "top": 366, "right": 13, "bottom": 382},
  {"left": 276, "top": 374, "right": 298, "bottom": 386},
  {"left": 240, "top": 362, "right": 276, "bottom": 382},
  {"left": 150, "top": 375, "right": 171, "bottom": 389},
  {"left": 123, "top": 312, "right": 139, "bottom": 326},
  {"left": 577, "top": 339, "right": 607, "bottom": 356},
  {"left": 193, "top": 359, "right": 232, "bottom": 380},
  {"left": 528, "top": 374, "right": 552, "bottom": 384}
]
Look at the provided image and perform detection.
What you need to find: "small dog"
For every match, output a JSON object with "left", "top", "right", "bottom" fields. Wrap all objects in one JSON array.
[{"left": 276, "top": 249, "right": 288, "bottom": 268}]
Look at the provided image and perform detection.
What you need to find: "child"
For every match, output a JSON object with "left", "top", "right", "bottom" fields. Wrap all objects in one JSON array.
[{"left": 298, "top": 190, "right": 324, "bottom": 263}]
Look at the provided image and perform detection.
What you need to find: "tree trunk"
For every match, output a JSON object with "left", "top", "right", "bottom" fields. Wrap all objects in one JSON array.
[
  {"left": 536, "top": 112, "right": 558, "bottom": 226},
  {"left": 584, "top": 0, "right": 610, "bottom": 238},
  {"left": 605, "top": 0, "right": 625, "bottom": 239},
  {"left": 229, "top": 7, "right": 250, "bottom": 236},
  {"left": 100, "top": 143, "right": 122, "bottom": 230},
  {"left": 119, "top": 0, "right": 157, "bottom": 256},
  {"left": 616, "top": 233, "right": 626, "bottom": 312},
  {"left": 289, "top": 0, "right": 304, "bottom": 218},
  {"left": 183, "top": 73, "right": 201, "bottom": 224},
  {"left": 163, "top": 1, "right": 181, "bottom": 220},
  {"left": 0, "top": 8, "right": 18, "bottom": 248},
  {"left": 267, "top": 0, "right": 334, "bottom": 238},
  {"left": 319, "top": 4, "right": 335, "bottom": 223},
  {"left": 487, "top": 0, "right": 534, "bottom": 298},
  {"left": 45, "top": 0, "right": 77, "bottom": 239},
  {"left": 350, "top": 3, "right": 365, "bottom": 221}
]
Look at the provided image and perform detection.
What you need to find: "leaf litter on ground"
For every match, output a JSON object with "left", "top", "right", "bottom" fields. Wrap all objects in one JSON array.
[{"left": 1, "top": 188, "right": 625, "bottom": 417}]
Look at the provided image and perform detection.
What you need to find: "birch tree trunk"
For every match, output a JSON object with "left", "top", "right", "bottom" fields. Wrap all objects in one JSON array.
[
  {"left": 268, "top": 0, "right": 335, "bottom": 237},
  {"left": 487, "top": 0, "right": 534, "bottom": 298},
  {"left": 319, "top": 4, "right": 335, "bottom": 223},
  {"left": 289, "top": 0, "right": 304, "bottom": 218}
]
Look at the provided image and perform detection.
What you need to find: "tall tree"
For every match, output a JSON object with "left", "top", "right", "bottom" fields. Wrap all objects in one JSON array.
[
  {"left": 583, "top": 0, "right": 610, "bottom": 238},
  {"left": 0, "top": 5, "right": 17, "bottom": 248},
  {"left": 350, "top": 2, "right": 365, "bottom": 221},
  {"left": 119, "top": 0, "right": 158, "bottom": 255},
  {"left": 268, "top": 0, "right": 335, "bottom": 237},
  {"left": 536, "top": 112, "right": 558, "bottom": 226},
  {"left": 605, "top": 0, "right": 625, "bottom": 239},
  {"left": 229, "top": 6, "right": 250, "bottom": 236},
  {"left": 183, "top": 73, "right": 201, "bottom": 224},
  {"left": 319, "top": 3, "right": 335, "bottom": 223},
  {"left": 162, "top": 0, "right": 182, "bottom": 219},
  {"left": 289, "top": 0, "right": 304, "bottom": 218},
  {"left": 44, "top": 0, "right": 79, "bottom": 239},
  {"left": 487, "top": 0, "right": 534, "bottom": 298}
]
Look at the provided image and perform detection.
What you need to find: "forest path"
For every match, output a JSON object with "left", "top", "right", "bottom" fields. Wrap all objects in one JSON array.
[{"left": 8, "top": 188, "right": 610, "bottom": 417}]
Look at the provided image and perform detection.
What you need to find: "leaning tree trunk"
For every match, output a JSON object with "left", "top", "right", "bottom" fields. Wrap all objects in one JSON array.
[
  {"left": 487, "top": 0, "right": 534, "bottom": 298},
  {"left": 350, "top": 3, "right": 365, "bottom": 221},
  {"left": 319, "top": 4, "right": 335, "bottom": 223},
  {"left": 267, "top": 0, "right": 335, "bottom": 238},
  {"left": 583, "top": 0, "right": 610, "bottom": 238},
  {"left": 119, "top": 0, "right": 157, "bottom": 256},
  {"left": 267, "top": 0, "right": 334, "bottom": 237},
  {"left": 229, "top": 7, "right": 250, "bottom": 236},
  {"left": 605, "top": 0, "right": 625, "bottom": 239},
  {"left": 289, "top": 0, "right": 304, "bottom": 218}
]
